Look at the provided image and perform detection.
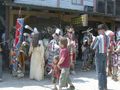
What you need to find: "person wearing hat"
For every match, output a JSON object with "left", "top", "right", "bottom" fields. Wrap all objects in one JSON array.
[
  {"left": 112, "top": 28, "right": 120, "bottom": 81},
  {"left": 104, "top": 30, "right": 115, "bottom": 76},
  {"left": 91, "top": 24, "right": 109, "bottom": 90},
  {"left": 29, "top": 30, "right": 45, "bottom": 81}
]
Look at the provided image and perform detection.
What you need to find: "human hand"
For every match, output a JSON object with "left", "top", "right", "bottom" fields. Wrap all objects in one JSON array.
[
  {"left": 48, "top": 70, "right": 52, "bottom": 75},
  {"left": 48, "top": 72, "right": 51, "bottom": 75},
  {"left": 57, "top": 64, "right": 61, "bottom": 69}
]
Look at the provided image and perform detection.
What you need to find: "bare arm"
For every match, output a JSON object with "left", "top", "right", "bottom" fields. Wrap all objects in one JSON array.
[
  {"left": 115, "top": 45, "right": 120, "bottom": 53},
  {"left": 57, "top": 57, "right": 64, "bottom": 69},
  {"left": 48, "top": 69, "right": 53, "bottom": 75}
]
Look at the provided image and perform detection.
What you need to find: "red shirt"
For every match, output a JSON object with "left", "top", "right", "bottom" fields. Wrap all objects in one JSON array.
[{"left": 59, "top": 48, "right": 70, "bottom": 68}]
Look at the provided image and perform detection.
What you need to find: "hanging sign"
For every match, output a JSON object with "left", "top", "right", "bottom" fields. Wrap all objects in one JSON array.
[{"left": 71, "top": 14, "right": 88, "bottom": 26}]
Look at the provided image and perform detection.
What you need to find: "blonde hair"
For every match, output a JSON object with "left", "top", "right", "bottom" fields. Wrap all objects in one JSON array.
[{"left": 60, "top": 37, "right": 68, "bottom": 47}]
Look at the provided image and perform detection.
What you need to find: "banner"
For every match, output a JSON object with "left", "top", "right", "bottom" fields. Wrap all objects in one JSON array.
[
  {"left": 14, "top": 18, "right": 24, "bottom": 49},
  {"left": 71, "top": 14, "right": 88, "bottom": 26}
]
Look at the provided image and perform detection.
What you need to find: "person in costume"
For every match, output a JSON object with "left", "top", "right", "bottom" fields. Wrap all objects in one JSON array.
[
  {"left": 105, "top": 30, "right": 114, "bottom": 76},
  {"left": 91, "top": 24, "right": 109, "bottom": 90},
  {"left": 47, "top": 29, "right": 60, "bottom": 73},
  {"left": 111, "top": 28, "right": 120, "bottom": 81},
  {"left": 29, "top": 28, "right": 45, "bottom": 81},
  {"left": 65, "top": 26, "right": 77, "bottom": 74},
  {"left": 18, "top": 41, "right": 29, "bottom": 74}
]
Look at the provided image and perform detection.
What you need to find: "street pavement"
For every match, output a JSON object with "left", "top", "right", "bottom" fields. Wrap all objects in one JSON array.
[{"left": 0, "top": 70, "right": 120, "bottom": 90}]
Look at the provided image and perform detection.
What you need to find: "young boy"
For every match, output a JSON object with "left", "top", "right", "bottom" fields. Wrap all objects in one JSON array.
[
  {"left": 58, "top": 37, "right": 75, "bottom": 90},
  {"left": 48, "top": 55, "right": 61, "bottom": 90}
]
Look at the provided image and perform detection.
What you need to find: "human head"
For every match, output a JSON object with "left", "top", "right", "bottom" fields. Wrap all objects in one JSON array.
[
  {"left": 97, "top": 24, "right": 108, "bottom": 35},
  {"left": 59, "top": 37, "right": 68, "bottom": 48},
  {"left": 53, "top": 55, "right": 59, "bottom": 64},
  {"left": 52, "top": 33, "right": 59, "bottom": 40},
  {"left": 66, "top": 26, "right": 75, "bottom": 40}
]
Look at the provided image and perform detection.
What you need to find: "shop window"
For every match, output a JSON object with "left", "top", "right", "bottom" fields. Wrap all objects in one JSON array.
[
  {"left": 97, "top": 0, "right": 105, "bottom": 13},
  {"left": 116, "top": 0, "right": 120, "bottom": 16},
  {"left": 72, "top": 0, "right": 82, "bottom": 5},
  {"left": 107, "top": 0, "right": 114, "bottom": 15},
  {"left": 84, "top": 6, "right": 93, "bottom": 12}
]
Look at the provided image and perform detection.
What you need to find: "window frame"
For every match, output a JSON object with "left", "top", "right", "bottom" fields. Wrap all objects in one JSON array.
[{"left": 71, "top": 0, "right": 83, "bottom": 5}]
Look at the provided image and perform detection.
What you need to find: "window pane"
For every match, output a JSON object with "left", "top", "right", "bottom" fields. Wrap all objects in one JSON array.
[
  {"left": 72, "top": 0, "right": 81, "bottom": 5},
  {"left": 107, "top": 0, "right": 114, "bottom": 14},
  {"left": 116, "top": 0, "right": 120, "bottom": 15},
  {"left": 97, "top": 1, "right": 105, "bottom": 13}
]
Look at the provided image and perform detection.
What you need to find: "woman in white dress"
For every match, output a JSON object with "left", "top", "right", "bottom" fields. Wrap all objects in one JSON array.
[{"left": 29, "top": 32, "right": 45, "bottom": 81}]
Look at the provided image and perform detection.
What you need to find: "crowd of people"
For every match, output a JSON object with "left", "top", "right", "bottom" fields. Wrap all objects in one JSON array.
[
  {"left": 2, "top": 26, "right": 77, "bottom": 90},
  {"left": 0, "top": 24, "right": 120, "bottom": 90}
]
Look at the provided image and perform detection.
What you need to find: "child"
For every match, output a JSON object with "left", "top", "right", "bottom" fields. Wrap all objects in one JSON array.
[
  {"left": 58, "top": 37, "right": 75, "bottom": 90},
  {"left": 0, "top": 45, "right": 3, "bottom": 82},
  {"left": 48, "top": 55, "right": 60, "bottom": 90}
]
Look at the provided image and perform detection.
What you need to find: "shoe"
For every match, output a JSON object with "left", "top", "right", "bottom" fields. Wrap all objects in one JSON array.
[{"left": 0, "top": 78, "right": 3, "bottom": 82}]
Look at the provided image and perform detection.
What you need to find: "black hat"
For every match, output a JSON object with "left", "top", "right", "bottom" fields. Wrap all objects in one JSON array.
[{"left": 97, "top": 24, "right": 108, "bottom": 31}]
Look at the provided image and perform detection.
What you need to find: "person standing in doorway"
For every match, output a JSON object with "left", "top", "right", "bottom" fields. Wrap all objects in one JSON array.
[{"left": 91, "top": 24, "right": 109, "bottom": 90}]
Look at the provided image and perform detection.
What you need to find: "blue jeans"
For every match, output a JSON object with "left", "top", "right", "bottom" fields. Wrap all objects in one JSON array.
[
  {"left": 95, "top": 53, "right": 107, "bottom": 90},
  {"left": 0, "top": 53, "right": 2, "bottom": 78}
]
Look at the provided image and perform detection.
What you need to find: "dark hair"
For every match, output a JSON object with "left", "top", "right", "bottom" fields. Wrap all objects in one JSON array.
[
  {"left": 53, "top": 55, "right": 59, "bottom": 61},
  {"left": 60, "top": 37, "right": 68, "bottom": 47},
  {"left": 97, "top": 24, "right": 108, "bottom": 31},
  {"left": 65, "top": 26, "right": 73, "bottom": 31}
]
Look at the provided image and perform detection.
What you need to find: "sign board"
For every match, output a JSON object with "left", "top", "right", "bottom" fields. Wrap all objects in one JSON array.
[{"left": 71, "top": 14, "right": 88, "bottom": 26}]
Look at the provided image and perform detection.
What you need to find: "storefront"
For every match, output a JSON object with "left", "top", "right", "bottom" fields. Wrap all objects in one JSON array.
[{"left": 3, "top": 0, "right": 119, "bottom": 65}]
